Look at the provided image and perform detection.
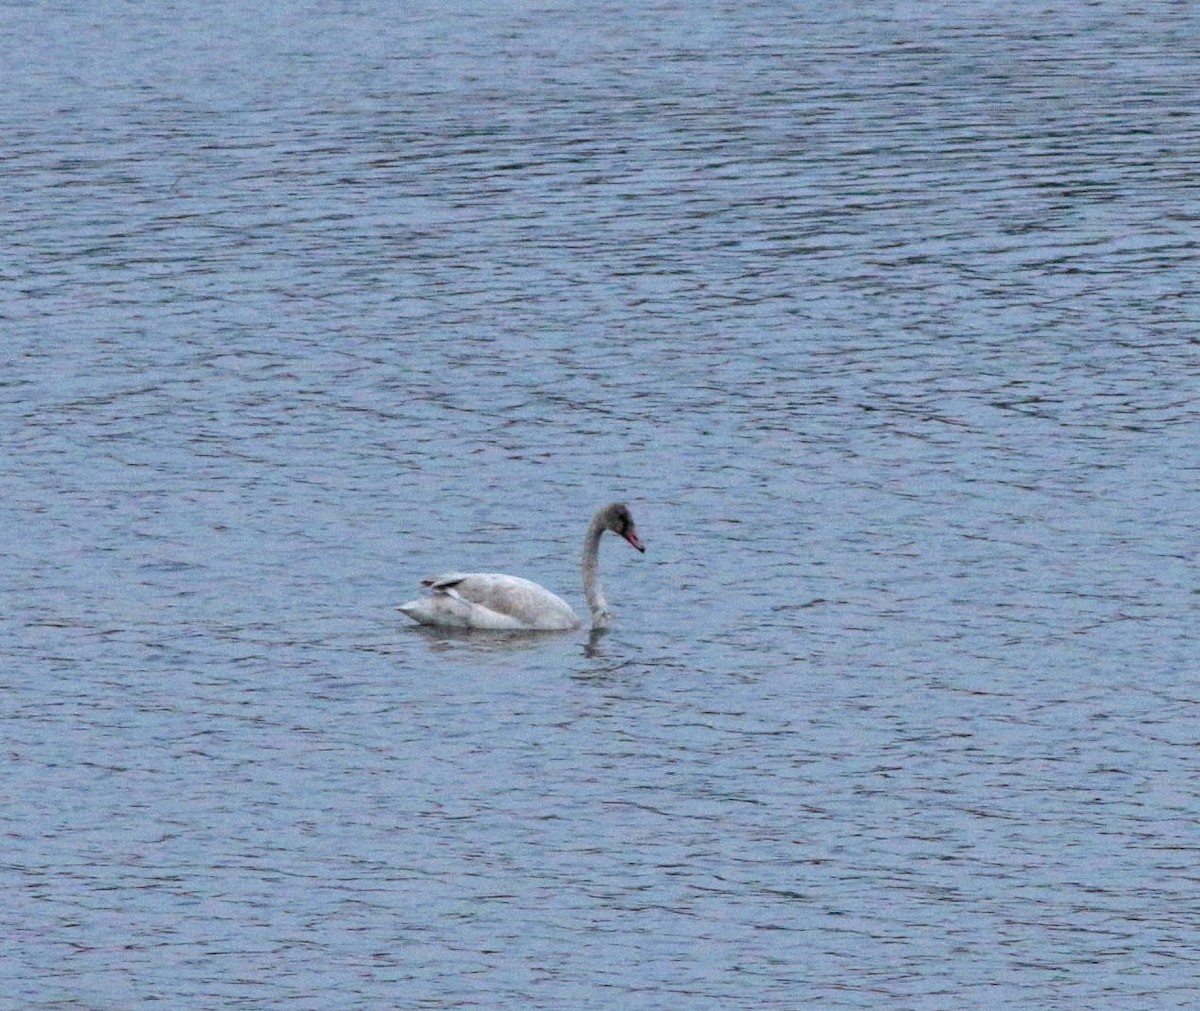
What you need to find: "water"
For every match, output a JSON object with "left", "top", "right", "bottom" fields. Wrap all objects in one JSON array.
[{"left": 3, "top": 0, "right": 1198, "bottom": 1007}]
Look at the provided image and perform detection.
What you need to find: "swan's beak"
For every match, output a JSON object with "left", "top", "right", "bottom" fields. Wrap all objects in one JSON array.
[{"left": 622, "top": 528, "right": 645, "bottom": 553}]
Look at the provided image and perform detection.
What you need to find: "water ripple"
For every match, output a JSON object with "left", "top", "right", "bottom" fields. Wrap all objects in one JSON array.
[{"left": 3, "top": 0, "right": 1199, "bottom": 1008}]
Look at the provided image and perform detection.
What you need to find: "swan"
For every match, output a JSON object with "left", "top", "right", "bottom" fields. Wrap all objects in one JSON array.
[{"left": 397, "top": 502, "right": 645, "bottom": 631}]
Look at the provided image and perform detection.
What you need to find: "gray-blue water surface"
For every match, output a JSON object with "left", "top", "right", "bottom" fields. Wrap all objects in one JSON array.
[{"left": 3, "top": 1, "right": 1198, "bottom": 1007}]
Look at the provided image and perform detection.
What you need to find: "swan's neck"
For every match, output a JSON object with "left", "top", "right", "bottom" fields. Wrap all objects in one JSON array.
[{"left": 581, "top": 513, "right": 611, "bottom": 628}]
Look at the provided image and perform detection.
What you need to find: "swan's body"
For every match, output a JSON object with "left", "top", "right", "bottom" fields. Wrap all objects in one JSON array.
[
  {"left": 399, "top": 573, "right": 580, "bottom": 630},
  {"left": 398, "top": 503, "right": 644, "bottom": 631}
]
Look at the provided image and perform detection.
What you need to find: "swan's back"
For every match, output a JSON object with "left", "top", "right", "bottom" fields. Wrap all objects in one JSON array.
[{"left": 403, "top": 572, "right": 581, "bottom": 631}]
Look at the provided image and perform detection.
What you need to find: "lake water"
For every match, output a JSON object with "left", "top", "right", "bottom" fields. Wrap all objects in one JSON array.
[{"left": 3, "top": 1, "right": 1198, "bottom": 1007}]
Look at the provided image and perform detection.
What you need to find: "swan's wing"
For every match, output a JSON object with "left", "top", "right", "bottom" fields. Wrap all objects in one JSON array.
[
  {"left": 398, "top": 588, "right": 529, "bottom": 630},
  {"left": 397, "top": 591, "right": 473, "bottom": 627},
  {"left": 419, "top": 572, "right": 580, "bottom": 630}
]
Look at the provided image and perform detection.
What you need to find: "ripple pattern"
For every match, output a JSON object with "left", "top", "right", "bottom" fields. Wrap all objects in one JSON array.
[{"left": 2, "top": 1, "right": 1198, "bottom": 1008}]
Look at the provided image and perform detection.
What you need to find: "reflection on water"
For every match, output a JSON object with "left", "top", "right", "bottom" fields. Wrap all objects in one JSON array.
[
  {"left": 3, "top": 0, "right": 1198, "bottom": 1007},
  {"left": 411, "top": 624, "right": 580, "bottom": 655},
  {"left": 583, "top": 627, "right": 611, "bottom": 659},
  {"left": 401, "top": 597, "right": 626, "bottom": 662}
]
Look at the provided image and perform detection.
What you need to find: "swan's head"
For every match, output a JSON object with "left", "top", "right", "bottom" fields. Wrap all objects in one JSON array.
[{"left": 602, "top": 502, "right": 645, "bottom": 553}]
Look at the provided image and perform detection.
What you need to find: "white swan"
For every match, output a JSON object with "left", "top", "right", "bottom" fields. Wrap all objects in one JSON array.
[{"left": 397, "top": 502, "right": 645, "bottom": 631}]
